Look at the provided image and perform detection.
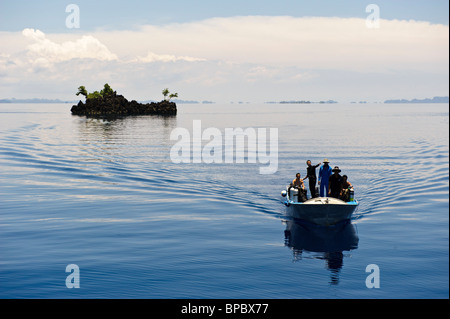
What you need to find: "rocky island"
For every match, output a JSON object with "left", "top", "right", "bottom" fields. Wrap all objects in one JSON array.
[{"left": 71, "top": 84, "right": 177, "bottom": 116}]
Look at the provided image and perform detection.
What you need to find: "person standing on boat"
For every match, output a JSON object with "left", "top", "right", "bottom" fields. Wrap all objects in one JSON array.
[
  {"left": 303, "top": 160, "right": 321, "bottom": 198},
  {"left": 318, "top": 159, "right": 332, "bottom": 197},
  {"left": 328, "top": 166, "right": 343, "bottom": 198}
]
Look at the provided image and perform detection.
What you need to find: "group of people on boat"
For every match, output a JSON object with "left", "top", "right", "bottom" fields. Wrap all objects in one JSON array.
[{"left": 290, "top": 158, "right": 353, "bottom": 202}]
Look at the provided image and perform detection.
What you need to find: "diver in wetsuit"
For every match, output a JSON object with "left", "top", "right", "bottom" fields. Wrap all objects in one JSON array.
[
  {"left": 328, "top": 166, "right": 343, "bottom": 198},
  {"left": 318, "top": 159, "right": 332, "bottom": 197},
  {"left": 303, "top": 160, "right": 321, "bottom": 198},
  {"left": 340, "top": 175, "right": 353, "bottom": 202}
]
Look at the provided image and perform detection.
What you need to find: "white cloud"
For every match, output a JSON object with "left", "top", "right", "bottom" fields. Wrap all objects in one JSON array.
[
  {"left": 11, "top": 17, "right": 450, "bottom": 74},
  {"left": 95, "top": 16, "right": 449, "bottom": 73},
  {"left": 21, "top": 28, "right": 118, "bottom": 66},
  {"left": 0, "top": 17, "right": 448, "bottom": 102},
  {"left": 133, "top": 51, "right": 206, "bottom": 63}
]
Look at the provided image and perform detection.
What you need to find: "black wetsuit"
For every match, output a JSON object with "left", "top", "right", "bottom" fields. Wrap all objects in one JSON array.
[
  {"left": 329, "top": 174, "right": 342, "bottom": 198},
  {"left": 305, "top": 163, "right": 320, "bottom": 198}
]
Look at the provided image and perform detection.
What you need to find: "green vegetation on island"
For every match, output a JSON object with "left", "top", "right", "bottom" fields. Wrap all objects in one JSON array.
[
  {"left": 162, "top": 88, "right": 178, "bottom": 102},
  {"left": 76, "top": 83, "right": 116, "bottom": 100}
]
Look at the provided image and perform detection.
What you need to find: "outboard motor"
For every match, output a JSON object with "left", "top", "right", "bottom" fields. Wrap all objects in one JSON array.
[{"left": 289, "top": 187, "right": 299, "bottom": 202}]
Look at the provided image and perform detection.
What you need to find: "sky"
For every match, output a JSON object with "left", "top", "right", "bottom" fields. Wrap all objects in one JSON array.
[{"left": 0, "top": 0, "right": 448, "bottom": 103}]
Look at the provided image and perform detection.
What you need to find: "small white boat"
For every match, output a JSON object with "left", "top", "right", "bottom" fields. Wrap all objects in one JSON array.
[{"left": 281, "top": 186, "right": 359, "bottom": 226}]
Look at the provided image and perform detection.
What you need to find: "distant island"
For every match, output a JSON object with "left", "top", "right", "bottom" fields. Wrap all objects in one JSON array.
[
  {"left": 140, "top": 99, "right": 215, "bottom": 104},
  {"left": 266, "top": 100, "right": 338, "bottom": 104},
  {"left": 0, "top": 97, "right": 213, "bottom": 104},
  {"left": 70, "top": 84, "right": 177, "bottom": 117},
  {"left": 2, "top": 95, "right": 448, "bottom": 105},
  {"left": 0, "top": 98, "right": 77, "bottom": 104},
  {"left": 384, "top": 96, "right": 449, "bottom": 104}
]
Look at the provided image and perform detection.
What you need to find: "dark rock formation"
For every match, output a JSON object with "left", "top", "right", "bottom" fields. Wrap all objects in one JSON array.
[{"left": 71, "top": 93, "right": 177, "bottom": 116}]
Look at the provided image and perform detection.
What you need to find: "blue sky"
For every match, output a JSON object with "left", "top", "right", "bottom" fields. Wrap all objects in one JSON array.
[
  {"left": 0, "top": 1, "right": 448, "bottom": 102},
  {"left": 1, "top": 0, "right": 448, "bottom": 31}
]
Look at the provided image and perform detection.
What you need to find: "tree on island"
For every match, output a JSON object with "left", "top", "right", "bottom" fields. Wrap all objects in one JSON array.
[
  {"left": 76, "top": 83, "right": 115, "bottom": 100},
  {"left": 76, "top": 86, "right": 88, "bottom": 98},
  {"left": 100, "top": 83, "right": 114, "bottom": 97},
  {"left": 162, "top": 88, "right": 178, "bottom": 102}
]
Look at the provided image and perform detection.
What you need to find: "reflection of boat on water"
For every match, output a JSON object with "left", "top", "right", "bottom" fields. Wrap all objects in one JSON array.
[
  {"left": 284, "top": 219, "right": 359, "bottom": 285},
  {"left": 281, "top": 186, "right": 359, "bottom": 226}
]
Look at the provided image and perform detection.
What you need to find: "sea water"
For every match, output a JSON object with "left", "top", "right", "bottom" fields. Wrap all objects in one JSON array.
[{"left": 0, "top": 102, "right": 448, "bottom": 298}]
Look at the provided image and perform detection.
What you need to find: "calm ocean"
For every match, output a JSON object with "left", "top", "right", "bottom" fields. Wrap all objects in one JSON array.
[{"left": 0, "top": 102, "right": 448, "bottom": 298}]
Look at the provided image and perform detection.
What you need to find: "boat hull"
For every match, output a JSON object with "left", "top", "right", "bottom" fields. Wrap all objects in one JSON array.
[{"left": 285, "top": 197, "right": 358, "bottom": 226}]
